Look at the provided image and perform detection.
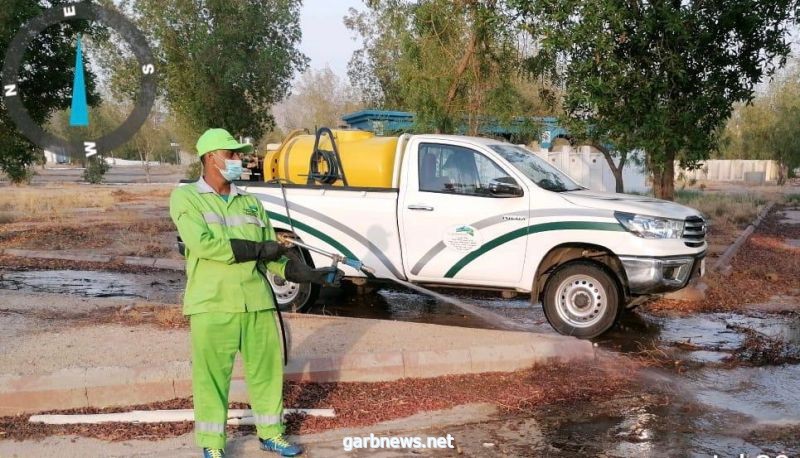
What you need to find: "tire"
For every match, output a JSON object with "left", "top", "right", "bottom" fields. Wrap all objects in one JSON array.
[
  {"left": 541, "top": 260, "right": 621, "bottom": 339},
  {"left": 266, "top": 245, "right": 320, "bottom": 313}
]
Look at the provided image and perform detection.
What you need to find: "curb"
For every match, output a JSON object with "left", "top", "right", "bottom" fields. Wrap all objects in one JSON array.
[
  {"left": 0, "top": 337, "right": 594, "bottom": 416},
  {"left": 0, "top": 249, "right": 185, "bottom": 271},
  {"left": 713, "top": 201, "right": 775, "bottom": 274},
  {"left": 1, "top": 249, "right": 113, "bottom": 264}
]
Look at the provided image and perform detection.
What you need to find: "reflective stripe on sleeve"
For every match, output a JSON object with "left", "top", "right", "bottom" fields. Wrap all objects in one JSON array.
[{"left": 202, "top": 213, "right": 266, "bottom": 228}]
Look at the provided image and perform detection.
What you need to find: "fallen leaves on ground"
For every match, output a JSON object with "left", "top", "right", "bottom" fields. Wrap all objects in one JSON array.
[{"left": 0, "top": 360, "right": 637, "bottom": 442}]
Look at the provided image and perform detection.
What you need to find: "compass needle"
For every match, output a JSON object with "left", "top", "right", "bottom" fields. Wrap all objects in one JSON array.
[{"left": 69, "top": 34, "right": 89, "bottom": 127}]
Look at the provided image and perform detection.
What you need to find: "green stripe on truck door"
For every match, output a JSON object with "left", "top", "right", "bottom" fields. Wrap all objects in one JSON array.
[{"left": 444, "top": 221, "right": 625, "bottom": 278}]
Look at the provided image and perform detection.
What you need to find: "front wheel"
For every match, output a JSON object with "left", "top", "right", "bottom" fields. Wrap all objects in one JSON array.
[
  {"left": 266, "top": 246, "right": 320, "bottom": 313},
  {"left": 541, "top": 261, "right": 621, "bottom": 338}
]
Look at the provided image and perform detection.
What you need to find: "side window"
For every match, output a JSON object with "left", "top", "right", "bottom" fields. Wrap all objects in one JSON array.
[{"left": 418, "top": 143, "right": 511, "bottom": 196}]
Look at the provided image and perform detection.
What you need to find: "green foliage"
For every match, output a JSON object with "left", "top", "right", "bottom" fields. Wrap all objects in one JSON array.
[
  {"left": 82, "top": 155, "right": 111, "bottom": 184},
  {"left": 345, "top": 0, "right": 411, "bottom": 109},
  {"left": 719, "top": 72, "right": 800, "bottom": 184},
  {"left": 120, "top": 0, "right": 308, "bottom": 143},
  {"left": 346, "top": 0, "right": 556, "bottom": 139},
  {"left": 513, "top": 0, "right": 798, "bottom": 199},
  {"left": 0, "top": 148, "right": 38, "bottom": 184},
  {"left": 0, "top": 0, "right": 101, "bottom": 182},
  {"left": 186, "top": 161, "right": 202, "bottom": 180}
]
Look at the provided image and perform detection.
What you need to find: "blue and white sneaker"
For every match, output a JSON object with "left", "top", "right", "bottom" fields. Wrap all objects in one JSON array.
[
  {"left": 202, "top": 448, "right": 224, "bottom": 458},
  {"left": 259, "top": 434, "right": 303, "bottom": 456}
]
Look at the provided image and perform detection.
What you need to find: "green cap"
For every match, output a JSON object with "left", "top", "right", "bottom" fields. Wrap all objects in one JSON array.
[{"left": 196, "top": 128, "right": 254, "bottom": 156}]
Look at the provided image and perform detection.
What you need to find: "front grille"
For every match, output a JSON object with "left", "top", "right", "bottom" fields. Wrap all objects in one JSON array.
[{"left": 683, "top": 216, "right": 706, "bottom": 247}]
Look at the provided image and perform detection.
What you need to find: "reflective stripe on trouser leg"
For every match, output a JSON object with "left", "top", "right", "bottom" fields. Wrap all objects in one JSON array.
[
  {"left": 195, "top": 421, "right": 225, "bottom": 434},
  {"left": 191, "top": 312, "right": 240, "bottom": 450},
  {"left": 241, "top": 309, "right": 285, "bottom": 439}
]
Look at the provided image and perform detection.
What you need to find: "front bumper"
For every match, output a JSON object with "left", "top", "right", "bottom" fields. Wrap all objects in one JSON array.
[{"left": 619, "top": 252, "right": 706, "bottom": 295}]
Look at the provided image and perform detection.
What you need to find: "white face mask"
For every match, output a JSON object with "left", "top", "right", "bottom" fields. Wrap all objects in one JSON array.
[{"left": 212, "top": 154, "right": 243, "bottom": 182}]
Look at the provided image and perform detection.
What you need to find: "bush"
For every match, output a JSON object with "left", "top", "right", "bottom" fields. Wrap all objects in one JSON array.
[
  {"left": 83, "top": 155, "right": 111, "bottom": 184},
  {"left": 186, "top": 161, "right": 202, "bottom": 180},
  {"left": 0, "top": 153, "right": 36, "bottom": 184}
]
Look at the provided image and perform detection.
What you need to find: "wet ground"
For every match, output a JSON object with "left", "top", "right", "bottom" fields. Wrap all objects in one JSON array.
[
  {"left": 0, "top": 268, "right": 184, "bottom": 303},
  {"left": 1, "top": 267, "right": 798, "bottom": 455}
]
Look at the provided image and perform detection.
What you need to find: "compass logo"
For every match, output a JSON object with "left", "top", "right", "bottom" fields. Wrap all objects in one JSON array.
[{"left": 1, "top": 3, "right": 156, "bottom": 159}]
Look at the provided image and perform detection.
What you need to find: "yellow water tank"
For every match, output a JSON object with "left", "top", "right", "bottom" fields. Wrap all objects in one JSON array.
[{"left": 264, "top": 129, "right": 399, "bottom": 188}]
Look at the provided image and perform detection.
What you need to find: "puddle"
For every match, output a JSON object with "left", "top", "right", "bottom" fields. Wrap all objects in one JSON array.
[
  {"left": 0, "top": 269, "right": 184, "bottom": 303},
  {"left": 600, "top": 311, "right": 800, "bottom": 362},
  {"left": 684, "top": 365, "right": 800, "bottom": 424},
  {"left": 726, "top": 314, "right": 800, "bottom": 344}
]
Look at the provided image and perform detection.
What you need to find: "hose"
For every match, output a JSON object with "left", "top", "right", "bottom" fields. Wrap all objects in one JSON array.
[{"left": 308, "top": 149, "right": 340, "bottom": 185}]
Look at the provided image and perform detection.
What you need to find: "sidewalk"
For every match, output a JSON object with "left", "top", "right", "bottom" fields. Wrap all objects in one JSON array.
[{"left": 0, "top": 291, "right": 594, "bottom": 416}]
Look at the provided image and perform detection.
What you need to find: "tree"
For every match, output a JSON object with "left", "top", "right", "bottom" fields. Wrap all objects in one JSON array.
[
  {"left": 345, "top": 0, "right": 412, "bottom": 108},
  {"left": 514, "top": 0, "right": 798, "bottom": 200},
  {"left": 720, "top": 74, "right": 800, "bottom": 185},
  {"left": 0, "top": 0, "right": 100, "bottom": 183},
  {"left": 346, "top": 0, "right": 555, "bottom": 138},
  {"left": 122, "top": 0, "right": 308, "bottom": 143},
  {"left": 272, "top": 67, "right": 362, "bottom": 132}
]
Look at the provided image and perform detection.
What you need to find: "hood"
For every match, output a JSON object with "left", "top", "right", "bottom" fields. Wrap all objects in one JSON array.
[{"left": 559, "top": 190, "right": 702, "bottom": 220}]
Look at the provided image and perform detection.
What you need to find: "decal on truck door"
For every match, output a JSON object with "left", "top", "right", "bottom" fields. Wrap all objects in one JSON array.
[
  {"left": 409, "top": 210, "right": 528, "bottom": 275},
  {"left": 443, "top": 225, "right": 482, "bottom": 253}
]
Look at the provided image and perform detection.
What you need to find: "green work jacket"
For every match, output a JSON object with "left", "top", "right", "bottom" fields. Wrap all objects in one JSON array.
[{"left": 169, "top": 176, "right": 288, "bottom": 315}]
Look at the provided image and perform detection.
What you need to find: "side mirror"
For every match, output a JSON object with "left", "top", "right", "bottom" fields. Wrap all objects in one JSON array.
[{"left": 489, "top": 177, "right": 524, "bottom": 197}]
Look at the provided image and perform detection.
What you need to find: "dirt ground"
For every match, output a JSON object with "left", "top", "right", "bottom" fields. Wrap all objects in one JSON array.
[
  {"left": 0, "top": 184, "right": 799, "bottom": 456},
  {"left": 0, "top": 184, "right": 179, "bottom": 259}
]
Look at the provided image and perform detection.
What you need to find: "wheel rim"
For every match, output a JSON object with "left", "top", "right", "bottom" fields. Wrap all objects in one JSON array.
[
  {"left": 267, "top": 271, "right": 300, "bottom": 304},
  {"left": 554, "top": 274, "right": 608, "bottom": 328}
]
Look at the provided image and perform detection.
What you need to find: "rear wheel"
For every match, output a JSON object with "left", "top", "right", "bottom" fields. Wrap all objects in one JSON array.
[
  {"left": 541, "top": 260, "right": 621, "bottom": 338},
  {"left": 266, "top": 245, "right": 320, "bottom": 313}
]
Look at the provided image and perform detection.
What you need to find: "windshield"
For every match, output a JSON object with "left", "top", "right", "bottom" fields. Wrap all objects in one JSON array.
[{"left": 488, "top": 144, "right": 584, "bottom": 192}]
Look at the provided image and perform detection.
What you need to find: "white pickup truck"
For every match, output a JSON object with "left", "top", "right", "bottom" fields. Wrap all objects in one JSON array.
[{"left": 234, "top": 133, "right": 706, "bottom": 338}]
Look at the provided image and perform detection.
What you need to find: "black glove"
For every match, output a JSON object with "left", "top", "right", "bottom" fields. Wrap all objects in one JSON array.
[
  {"left": 230, "top": 239, "right": 287, "bottom": 263},
  {"left": 284, "top": 259, "right": 344, "bottom": 286}
]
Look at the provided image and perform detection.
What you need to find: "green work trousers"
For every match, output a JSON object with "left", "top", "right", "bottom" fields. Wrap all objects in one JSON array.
[{"left": 190, "top": 310, "right": 284, "bottom": 449}]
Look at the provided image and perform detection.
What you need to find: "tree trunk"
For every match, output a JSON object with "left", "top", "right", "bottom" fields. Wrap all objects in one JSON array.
[
  {"left": 595, "top": 144, "right": 626, "bottom": 193},
  {"left": 651, "top": 151, "right": 676, "bottom": 200},
  {"left": 611, "top": 167, "right": 624, "bottom": 193},
  {"left": 777, "top": 161, "right": 788, "bottom": 186}
]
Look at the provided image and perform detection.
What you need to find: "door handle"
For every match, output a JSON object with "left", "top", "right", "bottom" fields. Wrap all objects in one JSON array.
[{"left": 407, "top": 204, "right": 434, "bottom": 211}]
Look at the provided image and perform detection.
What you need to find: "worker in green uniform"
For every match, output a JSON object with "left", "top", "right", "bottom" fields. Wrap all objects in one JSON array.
[{"left": 170, "top": 128, "right": 343, "bottom": 458}]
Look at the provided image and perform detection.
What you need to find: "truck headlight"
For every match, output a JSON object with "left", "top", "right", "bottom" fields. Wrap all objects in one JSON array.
[{"left": 614, "top": 212, "right": 684, "bottom": 239}]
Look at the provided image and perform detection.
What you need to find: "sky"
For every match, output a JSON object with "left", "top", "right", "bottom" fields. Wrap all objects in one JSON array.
[{"left": 299, "top": 0, "right": 364, "bottom": 78}]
